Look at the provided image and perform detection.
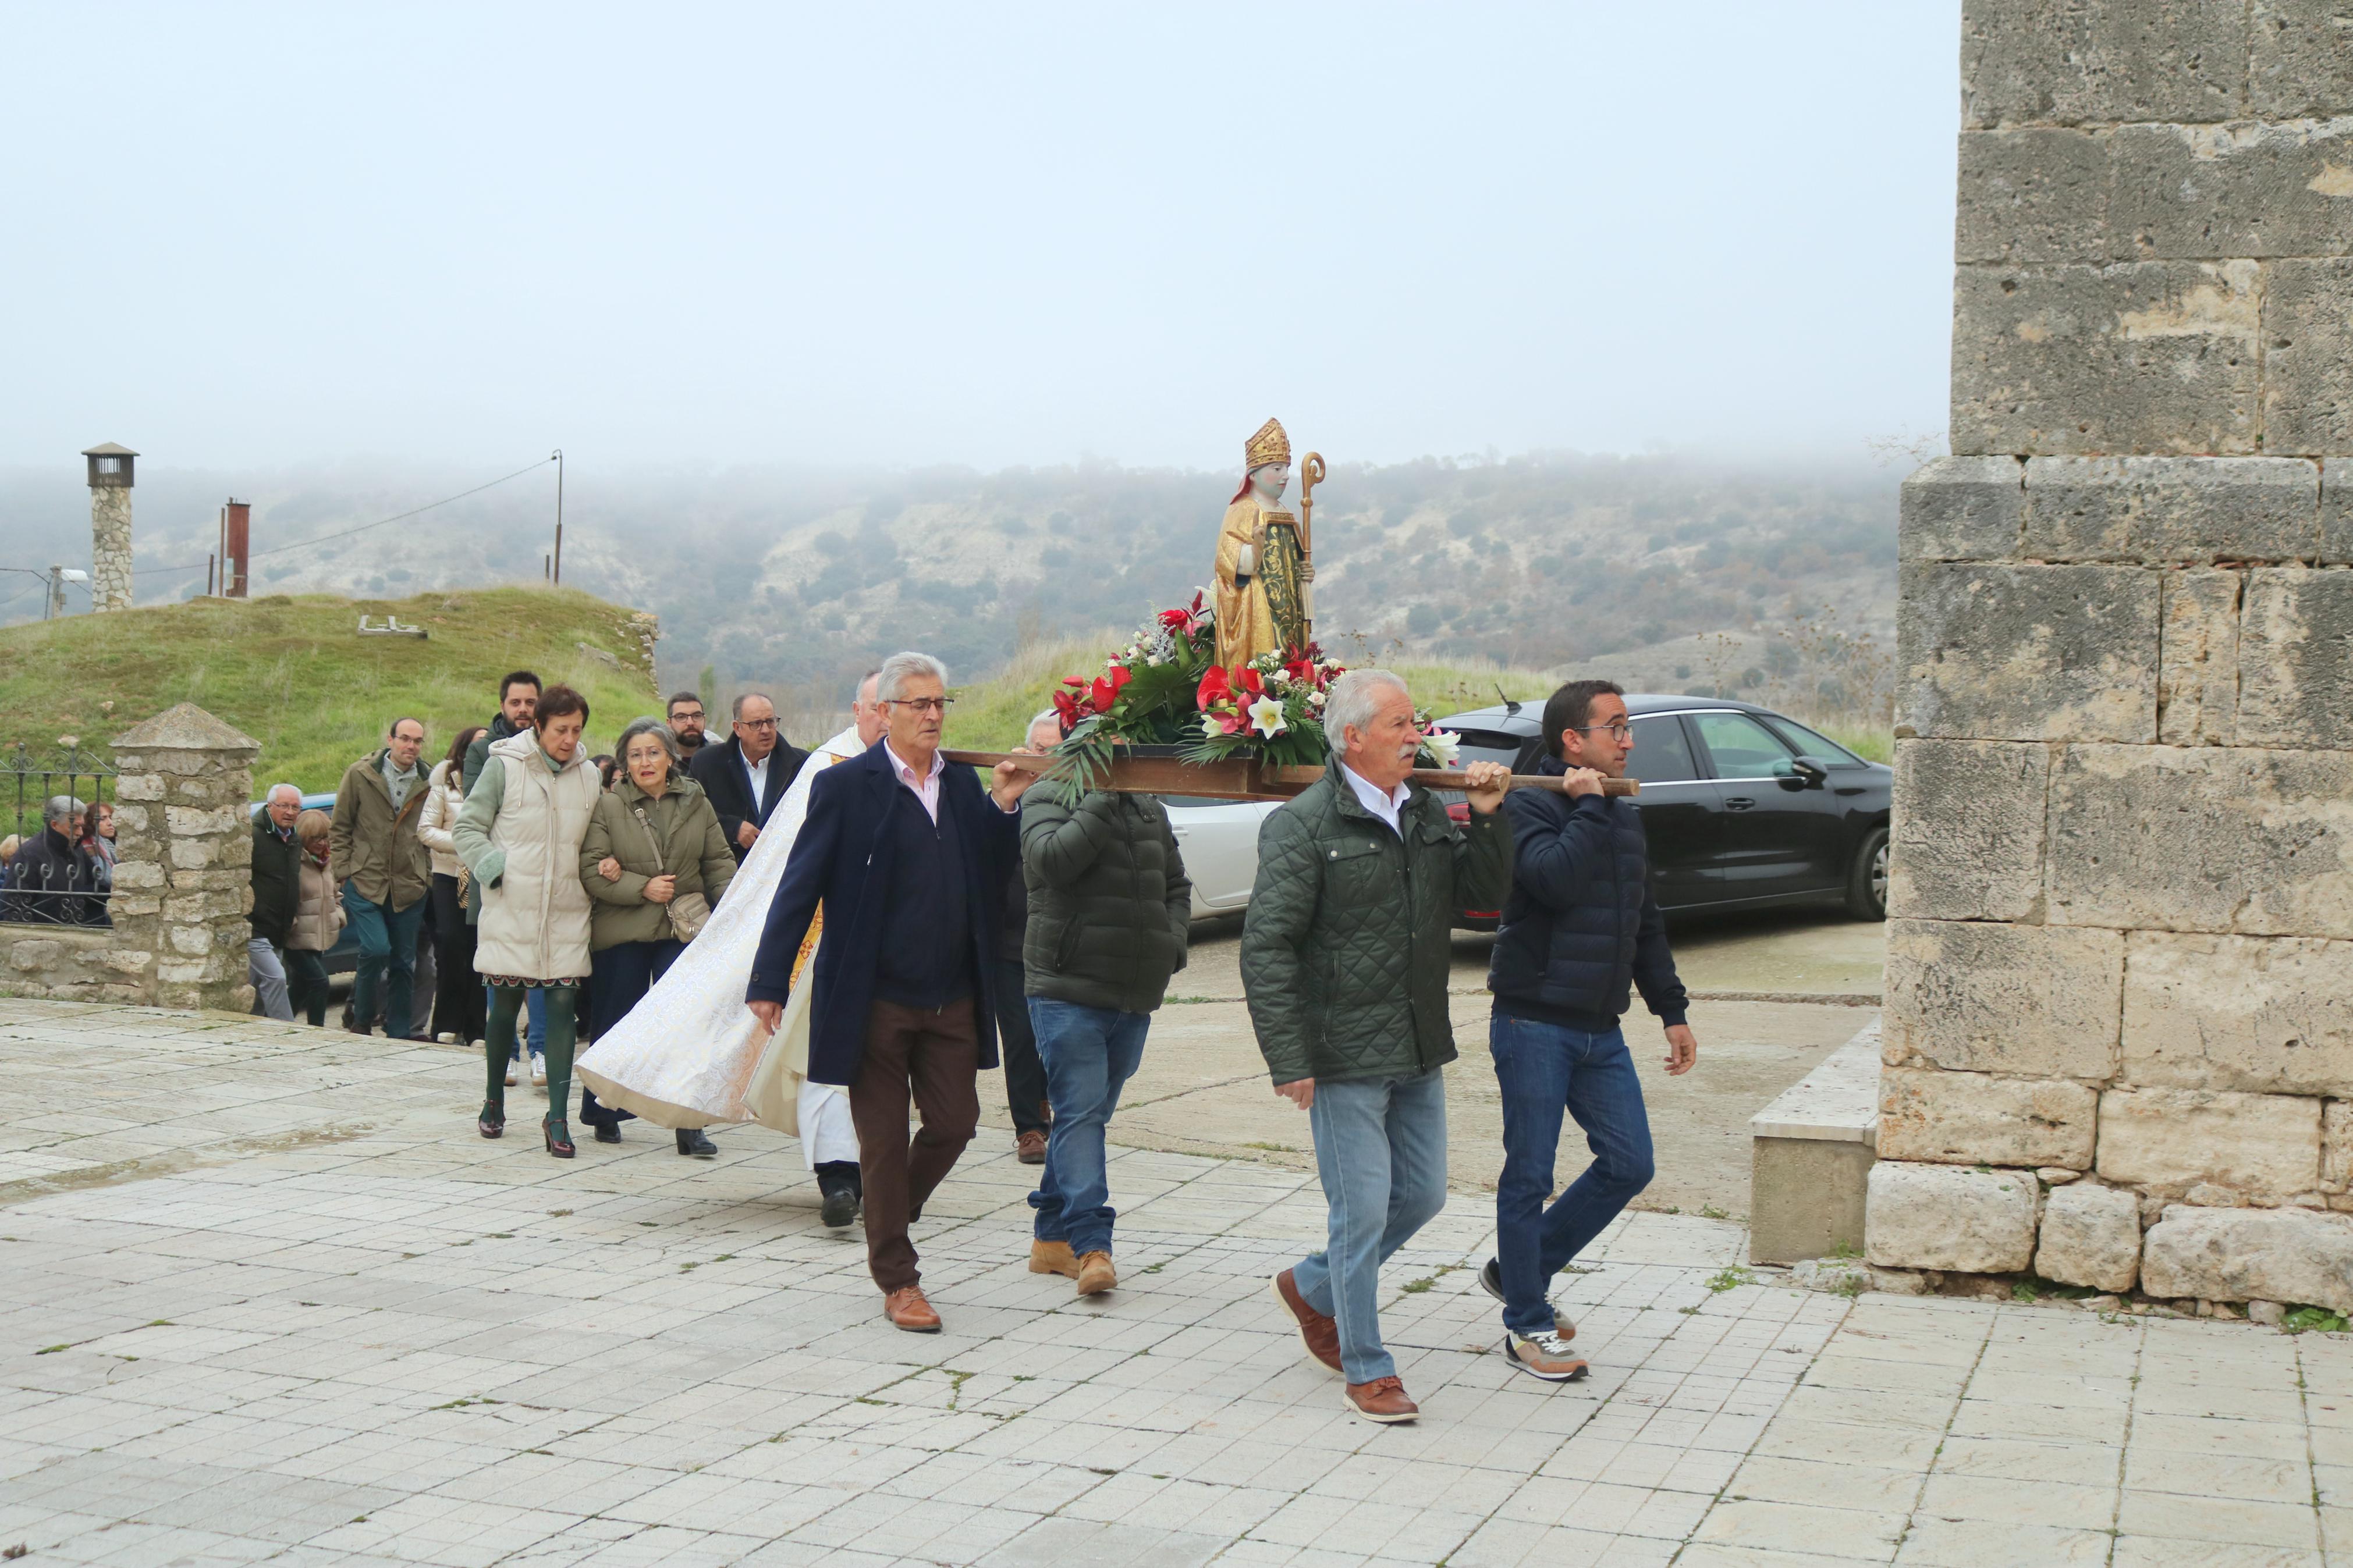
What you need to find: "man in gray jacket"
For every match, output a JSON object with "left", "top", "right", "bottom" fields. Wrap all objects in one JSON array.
[
  {"left": 1242, "top": 670, "right": 1510, "bottom": 1424},
  {"left": 1018, "top": 738, "right": 1192, "bottom": 1298}
]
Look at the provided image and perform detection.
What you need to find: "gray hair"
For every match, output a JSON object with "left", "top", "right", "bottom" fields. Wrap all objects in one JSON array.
[
  {"left": 266, "top": 782, "right": 301, "bottom": 804},
  {"left": 853, "top": 669, "right": 881, "bottom": 704},
  {"left": 1325, "top": 669, "right": 1412, "bottom": 747},
  {"left": 876, "top": 652, "right": 949, "bottom": 702},
  {"left": 614, "top": 717, "right": 682, "bottom": 771},
  {"left": 730, "top": 691, "right": 773, "bottom": 721},
  {"left": 1026, "top": 707, "right": 1063, "bottom": 744},
  {"left": 42, "top": 794, "right": 84, "bottom": 828}
]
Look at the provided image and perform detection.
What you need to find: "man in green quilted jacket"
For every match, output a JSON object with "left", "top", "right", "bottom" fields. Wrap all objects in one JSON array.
[{"left": 1243, "top": 669, "right": 1511, "bottom": 1424}]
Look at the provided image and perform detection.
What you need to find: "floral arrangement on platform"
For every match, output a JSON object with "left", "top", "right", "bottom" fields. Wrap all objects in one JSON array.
[{"left": 1044, "top": 592, "right": 1463, "bottom": 799}]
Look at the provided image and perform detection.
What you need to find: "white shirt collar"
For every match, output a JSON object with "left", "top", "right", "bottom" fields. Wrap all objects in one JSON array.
[{"left": 1339, "top": 762, "right": 1411, "bottom": 832}]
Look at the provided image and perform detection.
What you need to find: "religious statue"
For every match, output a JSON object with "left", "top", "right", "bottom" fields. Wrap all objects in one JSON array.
[{"left": 1213, "top": 417, "right": 1316, "bottom": 670}]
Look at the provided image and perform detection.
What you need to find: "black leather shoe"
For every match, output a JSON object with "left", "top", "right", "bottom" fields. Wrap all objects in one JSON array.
[
  {"left": 593, "top": 1124, "right": 623, "bottom": 1144},
  {"left": 676, "top": 1128, "right": 718, "bottom": 1159},
  {"left": 819, "top": 1179, "right": 858, "bottom": 1229}
]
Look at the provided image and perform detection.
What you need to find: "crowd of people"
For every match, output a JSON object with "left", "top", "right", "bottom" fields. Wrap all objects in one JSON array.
[
  {"left": 178, "top": 650, "right": 1702, "bottom": 1428},
  {"left": 0, "top": 795, "right": 118, "bottom": 925}
]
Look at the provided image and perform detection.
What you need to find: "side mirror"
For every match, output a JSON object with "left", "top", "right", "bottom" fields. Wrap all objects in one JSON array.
[{"left": 1772, "top": 756, "right": 1829, "bottom": 790}]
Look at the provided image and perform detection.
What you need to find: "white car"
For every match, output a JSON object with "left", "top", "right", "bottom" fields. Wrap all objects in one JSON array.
[{"left": 1158, "top": 794, "right": 1282, "bottom": 919}]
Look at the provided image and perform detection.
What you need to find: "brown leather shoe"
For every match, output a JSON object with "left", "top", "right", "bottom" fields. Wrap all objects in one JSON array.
[
  {"left": 1343, "top": 1375, "right": 1419, "bottom": 1424},
  {"left": 1016, "top": 1129, "right": 1047, "bottom": 1164},
  {"left": 1270, "top": 1269, "right": 1342, "bottom": 1373},
  {"left": 882, "top": 1285, "right": 941, "bottom": 1332},
  {"left": 1030, "top": 1239, "right": 1080, "bottom": 1278},
  {"left": 1076, "top": 1251, "right": 1116, "bottom": 1296}
]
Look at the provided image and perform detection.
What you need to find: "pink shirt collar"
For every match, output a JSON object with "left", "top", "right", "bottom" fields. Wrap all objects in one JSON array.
[{"left": 884, "top": 740, "right": 946, "bottom": 822}]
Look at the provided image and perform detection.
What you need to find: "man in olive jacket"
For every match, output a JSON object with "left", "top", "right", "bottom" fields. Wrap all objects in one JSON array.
[
  {"left": 331, "top": 717, "right": 432, "bottom": 1040},
  {"left": 1242, "top": 669, "right": 1511, "bottom": 1425},
  {"left": 1018, "top": 747, "right": 1193, "bottom": 1297}
]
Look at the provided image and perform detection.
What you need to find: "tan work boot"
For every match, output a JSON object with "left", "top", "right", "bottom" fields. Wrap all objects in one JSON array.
[
  {"left": 1343, "top": 1375, "right": 1419, "bottom": 1424},
  {"left": 1075, "top": 1251, "right": 1116, "bottom": 1296},
  {"left": 1030, "top": 1239, "right": 1081, "bottom": 1278},
  {"left": 882, "top": 1285, "right": 941, "bottom": 1332}
]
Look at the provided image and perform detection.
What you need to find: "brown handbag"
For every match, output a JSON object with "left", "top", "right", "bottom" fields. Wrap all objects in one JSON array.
[{"left": 634, "top": 804, "right": 711, "bottom": 943}]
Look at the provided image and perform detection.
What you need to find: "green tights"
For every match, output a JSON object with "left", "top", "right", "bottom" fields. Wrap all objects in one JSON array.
[{"left": 484, "top": 983, "right": 579, "bottom": 1128}]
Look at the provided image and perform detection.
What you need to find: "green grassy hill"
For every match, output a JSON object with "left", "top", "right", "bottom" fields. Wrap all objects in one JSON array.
[{"left": 0, "top": 588, "right": 664, "bottom": 794}]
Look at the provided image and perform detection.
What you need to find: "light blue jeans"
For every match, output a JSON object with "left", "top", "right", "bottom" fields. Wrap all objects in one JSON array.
[
  {"left": 1291, "top": 1066, "right": 1449, "bottom": 1384},
  {"left": 487, "top": 984, "right": 548, "bottom": 1059},
  {"left": 1026, "top": 999, "right": 1151, "bottom": 1257}
]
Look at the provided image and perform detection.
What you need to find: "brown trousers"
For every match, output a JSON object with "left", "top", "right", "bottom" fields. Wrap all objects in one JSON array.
[{"left": 849, "top": 997, "right": 981, "bottom": 1292}]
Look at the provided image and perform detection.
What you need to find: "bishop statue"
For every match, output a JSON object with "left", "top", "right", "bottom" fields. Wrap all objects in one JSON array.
[{"left": 1212, "top": 417, "right": 1311, "bottom": 671}]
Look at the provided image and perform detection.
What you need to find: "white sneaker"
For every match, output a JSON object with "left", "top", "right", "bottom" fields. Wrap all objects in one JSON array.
[
  {"left": 529, "top": 1053, "right": 547, "bottom": 1087},
  {"left": 504, "top": 1059, "right": 519, "bottom": 1087},
  {"left": 436, "top": 1031, "right": 457, "bottom": 1044}
]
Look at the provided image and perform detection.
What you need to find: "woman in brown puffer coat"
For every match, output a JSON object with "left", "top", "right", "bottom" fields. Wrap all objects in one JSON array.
[{"left": 284, "top": 809, "right": 346, "bottom": 1027}]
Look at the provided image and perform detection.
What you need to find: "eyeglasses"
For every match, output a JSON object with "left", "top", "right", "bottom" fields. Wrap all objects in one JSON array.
[
  {"left": 737, "top": 717, "right": 779, "bottom": 731},
  {"left": 1573, "top": 722, "right": 1634, "bottom": 742},
  {"left": 670, "top": 710, "right": 705, "bottom": 723},
  {"left": 885, "top": 698, "right": 955, "bottom": 715}
]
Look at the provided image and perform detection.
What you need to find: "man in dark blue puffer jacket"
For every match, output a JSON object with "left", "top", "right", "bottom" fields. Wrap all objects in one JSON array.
[{"left": 1484, "top": 679, "right": 1698, "bottom": 1383}]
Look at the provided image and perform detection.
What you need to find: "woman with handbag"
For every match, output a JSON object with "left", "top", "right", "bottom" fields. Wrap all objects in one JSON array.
[{"left": 580, "top": 716, "right": 736, "bottom": 1154}]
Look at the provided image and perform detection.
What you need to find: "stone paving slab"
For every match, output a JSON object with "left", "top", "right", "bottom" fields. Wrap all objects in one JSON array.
[{"left": 1, "top": 1000, "right": 2351, "bottom": 1565}]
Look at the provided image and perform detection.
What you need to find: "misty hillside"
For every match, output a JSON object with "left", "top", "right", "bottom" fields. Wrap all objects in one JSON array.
[{"left": 0, "top": 453, "right": 1902, "bottom": 723}]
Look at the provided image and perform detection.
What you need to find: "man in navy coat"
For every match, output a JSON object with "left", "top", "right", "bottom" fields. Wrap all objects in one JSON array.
[{"left": 747, "top": 651, "right": 1034, "bottom": 1332}]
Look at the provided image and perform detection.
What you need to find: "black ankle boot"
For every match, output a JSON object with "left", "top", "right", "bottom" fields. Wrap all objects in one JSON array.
[
  {"left": 676, "top": 1128, "right": 717, "bottom": 1159},
  {"left": 818, "top": 1173, "right": 858, "bottom": 1229}
]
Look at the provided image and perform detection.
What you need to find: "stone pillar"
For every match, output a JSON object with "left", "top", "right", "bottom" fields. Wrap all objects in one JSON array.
[
  {"left": 110, "top": 703, "right": 260, "bottom": 1013},
  {"left": 89, "top": 487, "right": 132, "bottom": 613},
  {"left": 1872, "top": 1, "right": 2353, "bottom": 1310}
]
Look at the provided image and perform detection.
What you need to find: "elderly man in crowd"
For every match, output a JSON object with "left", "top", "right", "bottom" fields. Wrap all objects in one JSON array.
[
  {"left": 332, "top": 717, "right": 432, "bottom": 1041},
  {"left": 747, "top": 652, "right": 1033, "bottom": 1332},
  {"left": 5, "top": 796, "right": 107, "bottom": 926},
  {"left": 1244, "top": 669, "right": 1511, "bottom": 1424},
  {"left": 691, "top": 692, "right": 808, "bottom": 864},
  {"left": 1017, "top": 711, "right": 1191, "bottom": 1297},
  {"left": 666, "top": 691, "right": 711, "bottom": 763},
  {"left": 249, "top": 783, "right": 305, "bottom": 1022}
]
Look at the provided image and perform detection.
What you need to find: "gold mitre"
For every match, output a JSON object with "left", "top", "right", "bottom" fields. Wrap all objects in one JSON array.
[{"left": 1244, "top": 417, "right": 1291, "bottom": 471}]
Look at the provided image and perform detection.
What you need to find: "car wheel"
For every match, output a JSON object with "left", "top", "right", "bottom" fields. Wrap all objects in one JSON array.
[{"left": 1846, "top": 826, "right": 1889, "bottom": 920}]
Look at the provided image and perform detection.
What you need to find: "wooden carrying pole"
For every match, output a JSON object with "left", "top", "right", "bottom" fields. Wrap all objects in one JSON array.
[{"left": 943, "top": 749, "right": 1638, "bottom": 803}]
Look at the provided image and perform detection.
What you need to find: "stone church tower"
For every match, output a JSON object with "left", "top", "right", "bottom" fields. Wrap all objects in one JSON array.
[{"left": 1872, "top": 2, "right": 2353, "bottom": 1309}]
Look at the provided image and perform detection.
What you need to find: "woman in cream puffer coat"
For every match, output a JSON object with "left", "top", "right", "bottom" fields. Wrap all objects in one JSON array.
[{"left": 452, "top": 687, "right": 602, "bottom": 1157}]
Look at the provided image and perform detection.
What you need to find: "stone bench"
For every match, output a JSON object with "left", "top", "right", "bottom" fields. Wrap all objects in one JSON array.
[{"left": 1749, "top": 1021, "right": 1880, "bottom": 1265}]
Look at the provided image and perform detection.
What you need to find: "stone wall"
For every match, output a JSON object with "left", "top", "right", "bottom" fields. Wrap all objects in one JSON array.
[
  {"left": 1, "top": 703, "right": 258, "bottom": 1012},
  {"left": 89, "top": 487, "right": 132, "bottom": 613},
  {"left": 1872, "top": 0, "right": 2353, "bottom": 1311}
]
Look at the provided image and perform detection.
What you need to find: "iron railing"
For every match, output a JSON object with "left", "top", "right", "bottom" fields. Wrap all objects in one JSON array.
[{"left": 3, "top": 743, "right": 116, "bottom": 927}]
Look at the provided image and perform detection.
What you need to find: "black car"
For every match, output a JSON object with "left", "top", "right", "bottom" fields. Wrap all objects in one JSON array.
[{"left": 1433, "top": 695, "right": 1892, "bottom": 927}]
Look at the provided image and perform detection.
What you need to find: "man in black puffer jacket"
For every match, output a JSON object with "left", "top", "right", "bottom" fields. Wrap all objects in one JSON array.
[
  {"left": 1017, "top": 762, "right": 1192, "bottom": 1298},
  {"left": 1484, "top": 679, "right": 1698, "bottom": 1385}
]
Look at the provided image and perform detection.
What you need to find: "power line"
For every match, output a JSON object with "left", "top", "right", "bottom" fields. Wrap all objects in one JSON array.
[{"left": 248, "top": 456, "right": 556, "bottom": 560}]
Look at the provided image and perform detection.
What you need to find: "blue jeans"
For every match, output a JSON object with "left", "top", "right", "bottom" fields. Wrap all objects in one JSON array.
[
  {"left": 1026, "top": 999, "right": 1150, "bottom": 1257},
  {"left": 1291, "top": 1067, "right": 1448, "bottom": 1384},
  {"left": 1489, "top": 1015, "right": 1656, "bottom": 1337},
  {"left": 487, "top": 984, "right": 548, "bottom": 1059},
  {"left": 344, "top": 889, "right": 424, "bottom": 1040}
]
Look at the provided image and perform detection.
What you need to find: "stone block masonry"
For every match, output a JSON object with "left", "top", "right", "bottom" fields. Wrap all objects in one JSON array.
[
  {"left": 2, "top": 703, "right": 258, "bottom": 1011},
  {"left": 1872, "top": 3, "right": 2353, "bottom": 1307}
]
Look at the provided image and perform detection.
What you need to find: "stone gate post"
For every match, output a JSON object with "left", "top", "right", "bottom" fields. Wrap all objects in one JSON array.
[
  {"left": 110, "top": 703, "right": 260, "bottom": 1013},
  {"left": 1873, "top": 1, "right": 2353, "bottom": 1311}
]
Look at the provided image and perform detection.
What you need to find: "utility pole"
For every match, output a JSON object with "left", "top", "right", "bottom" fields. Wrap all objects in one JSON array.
[{"left": 551, "top": 449, "right": 564, "bottom": 586}]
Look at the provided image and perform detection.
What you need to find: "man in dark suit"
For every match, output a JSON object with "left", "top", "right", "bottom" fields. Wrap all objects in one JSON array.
[
  {"left": 747, "top": 652, "right": 1034, "bottom": 1333},
  {"left": 690, "top": 692, "right": 808, "bottom": 862}
]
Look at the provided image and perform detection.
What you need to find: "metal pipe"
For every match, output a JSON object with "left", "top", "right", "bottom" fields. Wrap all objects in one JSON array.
[{"left": 551, "top": 449, "right": 564, "bottom": 586}]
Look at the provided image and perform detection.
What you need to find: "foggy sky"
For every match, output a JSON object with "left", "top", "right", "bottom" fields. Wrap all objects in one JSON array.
[{"left": 1, "top": 2, "right": 1960, "bottom": 475}]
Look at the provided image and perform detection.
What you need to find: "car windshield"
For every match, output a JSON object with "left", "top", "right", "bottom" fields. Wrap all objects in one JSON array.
[{"left": 1763, "top": 716, "right": 1865, "bottom": 767}]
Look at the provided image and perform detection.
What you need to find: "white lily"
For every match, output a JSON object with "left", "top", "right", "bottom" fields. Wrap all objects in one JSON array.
[
  {"left": 1247, "top": 695, "right": 1289, "bottom": 738},
  {"left": 1421, "top": 728, "right": 1461, "bottom": 768}
]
